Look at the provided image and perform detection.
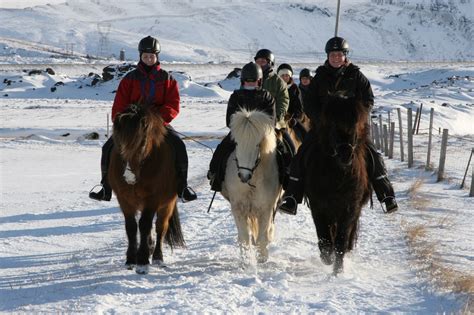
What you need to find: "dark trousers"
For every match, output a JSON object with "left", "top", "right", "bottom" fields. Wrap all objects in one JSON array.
[
  {"left": 208, "top": 133, "right": 235, "bottom": 191},
  {"left": 98, "top": 126, "right": 190, "bottom": 193}
]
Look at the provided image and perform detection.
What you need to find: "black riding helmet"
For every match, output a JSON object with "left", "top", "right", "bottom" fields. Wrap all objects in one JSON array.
[
  {"left": 325, "top": 37, "right": 349, "bottom": 55},
  {"left": 299, "top": 68, "right": 312, "bottom": 79},
  {"left": 240, "top": 62, "right": 263, "bottom": 83},
  {"left": 138, "top": 36, "right": 161, "bottom": 54},
  {"left": 254, "top": 49, "right": 275, "bottom": 67},
  {"left": 277, "top": 63, "right": 293, "bottom": 76}
]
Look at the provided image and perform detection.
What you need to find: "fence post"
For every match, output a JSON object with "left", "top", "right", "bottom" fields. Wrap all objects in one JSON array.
[
  {"left": 373, "top": 123, "right": 381, "bottom": 150},
  {"left": 397, "top": 108, "right": 404, "bottom": 162},
  {"left": 413, "top": 107, "right": 419, "bottom": 135},
  {"left": 378, "top": 114, "right": 384, "bottom": 152},
  {"left": 388, "top": 110, "right": 391, "bottom": 134},
  {"left": 383, "top": 124, "right": 389, "bottom": 157},
  {"left": 437, "top": 129, "right": 449, "bottom": 182},
  {"left": 389, "top": 122, "right": 395, "bottom": 159},
  {"left": 426, "top": 108, "right": 434, "bottom": 170},
  {"left": 470, "top": 166, "right": 474, "bottom": 197},
  {"left": 407, "top": 108, "right": 413, "bottom": 168},
  {"left": 416, "top": 103, "right": 423, "bottom": 134},
  {"left": 461, "top": 148, "right": 473, "bottom": 189}
]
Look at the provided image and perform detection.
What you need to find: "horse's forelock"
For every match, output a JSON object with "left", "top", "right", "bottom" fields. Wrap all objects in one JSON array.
[{"left": 230, "top": 109, "right": 275, "bottom": 150}]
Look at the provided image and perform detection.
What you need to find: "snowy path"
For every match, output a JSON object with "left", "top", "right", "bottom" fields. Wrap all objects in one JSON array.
[{"left": 0, "top": 136, "right": 463, "bottom": 313}]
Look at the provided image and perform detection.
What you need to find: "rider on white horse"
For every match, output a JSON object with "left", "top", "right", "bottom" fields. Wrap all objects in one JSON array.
[{"left": 207, "top": 62, "right": 276, "bottom": 191}]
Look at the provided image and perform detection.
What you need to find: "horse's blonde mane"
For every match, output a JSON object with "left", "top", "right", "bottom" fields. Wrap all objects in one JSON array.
[{"left": 230, "top": 108, "right": 276, "bottom": 153}]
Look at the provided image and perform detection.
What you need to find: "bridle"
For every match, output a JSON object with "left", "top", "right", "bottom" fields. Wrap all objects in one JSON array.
[{"left": 234, "top": 144, "right": 262, "bottom": 188}]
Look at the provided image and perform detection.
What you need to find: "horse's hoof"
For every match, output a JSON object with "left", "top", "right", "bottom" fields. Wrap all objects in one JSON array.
[
  {"left": 320, "top": 253, "right": 334, "bottom": 265},
  {"left": 135, "top": 265, "right": 149, "bottom": 274},
  {"left": 126, "top": 263, "right": 136, "bottom": 270},
  {"left": 152, "top": 259, "right": 168, "bottom": 268}
]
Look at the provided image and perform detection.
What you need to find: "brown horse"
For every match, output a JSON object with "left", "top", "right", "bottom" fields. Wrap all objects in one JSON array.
[
  {"left": 304, "top": 96, "right": 371, "bottom": 275},
  {"left": 109, "top": 103, "right": 185, "bottom": 274}
]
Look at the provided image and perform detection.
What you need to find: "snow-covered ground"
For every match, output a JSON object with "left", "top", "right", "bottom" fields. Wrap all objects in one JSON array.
[{"left": 0, "top": 61, "right": 473, "bottom": 313}]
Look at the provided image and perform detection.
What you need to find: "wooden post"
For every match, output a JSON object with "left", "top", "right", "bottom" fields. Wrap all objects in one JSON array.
[
  {"left": 378, "top": 114, "right": 384, "bottom": 152},
  {"left": 470, "top": 167, "right": 474, "bottom": 197},
  {"left": 383, "top": 124, "right": 389, "bottom": 157},
  {"left": 437, "top": 129, "right": 449, "bottom": 182},
  {"left": 416, "top": 103, "right": 423, "bottom": 134},
  {"left": 407, "top": 108, "right": 413, "bottom": 168},
  {"left": 413, "top": 107, "right": 419, "bottom": 135},
  {"left": 461, "top": 148, "right": 473, "bottom": 189},
  {"left": 388, "top": 111, "right": 391, "bottom": 134},
  {"left": 374, "top": 123, "right": 381, "bottom": 150},
  {"left": 389, "top": 122, "right": 395, "bottom": 159},
  {"left": 397, "top": 108, "right": 404, "bottom": 162},
  {"left": 426, "top": 108, "right": 434, "bottom": 170}
]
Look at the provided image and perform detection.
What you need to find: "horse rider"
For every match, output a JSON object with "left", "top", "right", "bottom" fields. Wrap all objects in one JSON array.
[
  {"left": 298, "top": 68, "right": 312, "bottom": 102},
  {"left": 207, "top": 62, "right": 276, "bottom": 191},
  {"left": 278, "top": 36, "right": 398, "bottom": 215},
  {"left": 277, "top": 63, "right": 307, "bottom": 142},
  {"left": 253, "top": 49, "right": 295, "bottom": 164},
  {"left": 89, "top": 35, "right": 197, "bottom": 203}
]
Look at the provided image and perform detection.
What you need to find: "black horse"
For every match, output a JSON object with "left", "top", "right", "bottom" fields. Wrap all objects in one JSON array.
[{"left": 304, "top": 95, "right": 371, "bottom": 275}]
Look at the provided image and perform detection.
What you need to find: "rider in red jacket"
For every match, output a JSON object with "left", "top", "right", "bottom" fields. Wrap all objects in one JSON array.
[{"left": 89, "top": 35, "right": 197, "bottom": 202}]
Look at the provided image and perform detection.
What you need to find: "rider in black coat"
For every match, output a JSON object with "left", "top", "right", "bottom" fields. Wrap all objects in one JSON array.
[
  {"left": 278, "top": 37, "right": 398, "bottom": 215},
  {"left": 208, "top": 62, "right": 276, "bottom": 192}
]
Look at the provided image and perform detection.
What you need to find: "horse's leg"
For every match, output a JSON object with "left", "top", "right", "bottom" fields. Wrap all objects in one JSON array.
[
  {"left": 152, "top": 204, "right": 173, "bottom": 266},
  {"left": 123, "top": 212, "right": 138, "bottom": 269},
  {"left": 313, "top": 214, "right": 334, "bottom": 265},
  {"left": 255, "top": 207, "right": 274, "bottom": 263},
  {"left": 333, "top": 217, "right": 355, "bottom": 275},
  {"left": 135, "top": 208, "right": 155, "bottom": 274},
  {"left": 232, "top": 207, "right": 251, "bottom": 263}
]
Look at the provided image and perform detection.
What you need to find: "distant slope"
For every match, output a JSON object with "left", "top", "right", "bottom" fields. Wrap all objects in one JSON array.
[{"left": 0, "top": 0, "right": 472, "bottom": 63}]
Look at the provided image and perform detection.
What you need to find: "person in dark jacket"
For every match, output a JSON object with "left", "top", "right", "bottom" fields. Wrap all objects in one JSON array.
[
  {"left": 207, "top": 62, "right": 276, "bottom": 191},
  {"left": 277, "top": 63, "right": 307, "bottom": 141},
  {"left": 298, "top": 68, "right": 312, "bottom": 102},
  {"left": 89, "top": 35, "right": 197, "bottom": 202},
  {"left": 278, "top": 36, "right": 398, "bottom": 215}
]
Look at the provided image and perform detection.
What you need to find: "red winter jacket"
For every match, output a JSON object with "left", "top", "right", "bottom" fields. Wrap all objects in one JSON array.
[{"left": 111, "top": 62, "right": 180, "bottom": 124}]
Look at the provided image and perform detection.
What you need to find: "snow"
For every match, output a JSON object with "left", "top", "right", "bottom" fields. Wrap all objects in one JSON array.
[
  {"left": 0, "top": 0, "right": 473, "bottom": 313},
  {"left": 1, "top": 61, "right": 473, "bottom": 313}
]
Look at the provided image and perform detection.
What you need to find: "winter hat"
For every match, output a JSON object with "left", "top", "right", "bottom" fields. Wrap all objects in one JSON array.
[
  {"left": 299, "top": 68, "right": 312, "bottom": 79},
  {"left": 277, "top": 63, "right": 293, "bottom": 77}
]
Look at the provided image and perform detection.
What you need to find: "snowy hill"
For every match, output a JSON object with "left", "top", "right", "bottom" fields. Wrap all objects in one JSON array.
[{"left": 0, "top": 0, "right": 473, "bottom": 64}]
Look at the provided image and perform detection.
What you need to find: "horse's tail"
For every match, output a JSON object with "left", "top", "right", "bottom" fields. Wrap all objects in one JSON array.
[{"left": 165, "top": 204, "right": 186, "bottom": 249}]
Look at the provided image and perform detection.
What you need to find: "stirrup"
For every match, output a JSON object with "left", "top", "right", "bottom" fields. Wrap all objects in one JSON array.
[
  {"left": 88, "top": 184, "right": 111, "bottom": 201},
  {"left": 180, "top": 186, "right": 197, "bottom": 203},
  {"left": 278, "top": 196, "right": 298, "bottom": 215},
  {"left": 381, "top": 196, "right": 398, "bottom": 214}
]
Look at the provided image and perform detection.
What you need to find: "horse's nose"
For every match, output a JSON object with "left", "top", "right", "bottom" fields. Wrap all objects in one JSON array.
[{"left": 238, "top": 171, "right": 252, "bottom": 183}]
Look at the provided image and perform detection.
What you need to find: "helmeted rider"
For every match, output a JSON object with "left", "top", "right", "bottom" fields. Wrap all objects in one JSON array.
[
  {"left": 277, "top": 63, "right": 307, "bottom": 141},
  {"left": 298, "top": 68, "right": 312, "bottom": 102},
  {"left": 89, "top": 35, "right": 197, "bottom": 203},
  {"left": 278, "top": 36, "right": 398, "bottom": 215},
  {"left": 253, "top": 49, "right": 295, "bottom": 178},
  {"left": 207, "top": 62, "right": 276, "bottom": 191}
]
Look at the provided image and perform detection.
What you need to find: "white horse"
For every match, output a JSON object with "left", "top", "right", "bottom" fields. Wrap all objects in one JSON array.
[{"left": 221, "top": 108, "right": 281, "bottom": 263}]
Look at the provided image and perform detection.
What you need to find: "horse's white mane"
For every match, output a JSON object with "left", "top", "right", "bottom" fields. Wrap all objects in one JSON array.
[{"left": 230, "top": 108, "right": 276, "bottom": 154}]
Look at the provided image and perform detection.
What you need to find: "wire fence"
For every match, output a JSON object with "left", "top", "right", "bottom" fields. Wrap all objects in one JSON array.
[{"left": 370, "top": 105, "right": 474, "bottom": 196}]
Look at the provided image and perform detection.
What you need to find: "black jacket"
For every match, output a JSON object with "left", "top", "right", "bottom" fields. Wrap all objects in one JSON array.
[
  {"left": 304, "top": 61, "right": 374, "bottom": 126},
  {"left": 226, "top": 88, "right": 276, "bottom": 128},
  {"left": 287, "top": 81, "right": 304, "bottom": 121}
]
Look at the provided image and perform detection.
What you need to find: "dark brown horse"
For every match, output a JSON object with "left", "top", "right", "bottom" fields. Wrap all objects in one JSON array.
[
  {"left": 109, "top": 103, "right": 185, "bottom": 274},
  {"left": 304, "top": 95, "right": 371, "bottom": 275}
]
